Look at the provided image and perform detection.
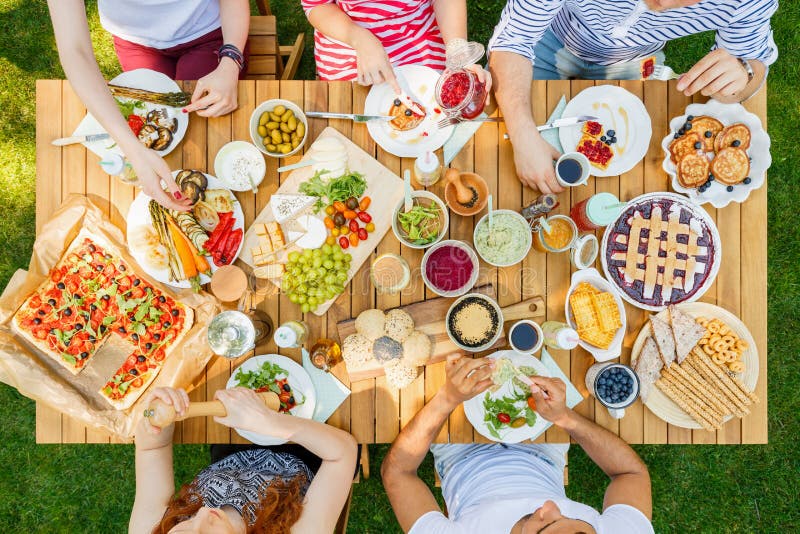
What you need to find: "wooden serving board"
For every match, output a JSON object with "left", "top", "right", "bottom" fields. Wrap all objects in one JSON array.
[
  {"left": 335, "top": 285, "right": 546, "bottom": 382},
  {"left": 240, "top": 126, "right": 404, "bottom": 316}
]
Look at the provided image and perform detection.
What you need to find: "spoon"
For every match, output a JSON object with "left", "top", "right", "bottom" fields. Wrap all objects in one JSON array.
[
  {"left": 538, "top": 216, "right": 553, "bottom": 234},
  {"left": 404, "top": 169, "right": 413, "bottom": 213},
  {"left": 488, "top": 194, "right": 494, "bottom": 229}
]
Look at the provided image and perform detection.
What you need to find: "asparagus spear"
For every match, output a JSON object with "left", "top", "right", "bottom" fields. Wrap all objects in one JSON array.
[{"left": 109, "top": 84, "right": 191, "bottom": 107}]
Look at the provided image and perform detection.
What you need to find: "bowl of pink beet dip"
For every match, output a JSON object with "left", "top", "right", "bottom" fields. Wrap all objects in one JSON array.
[{"left": 421, "top": 240, "right": 480, "bottom": 298}]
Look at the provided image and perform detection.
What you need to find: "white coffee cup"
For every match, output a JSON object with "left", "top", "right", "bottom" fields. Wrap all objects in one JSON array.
[
  {"left": 555, "top": 152, "right": 591, "bottom": 188},
  {"left": 508, "top": 320, "right": 544, "bottom": 355},
  {"left": 584, "top": 362, "right": 640, "bottom": 419}
]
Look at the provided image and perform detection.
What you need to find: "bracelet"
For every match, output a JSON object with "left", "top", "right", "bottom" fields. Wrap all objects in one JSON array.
[
  {"left": 737, "top": 57, "right": 754, "bottom": 83},
  {"left": 218, "top": 44, "right": 245, "bottom": 71}
]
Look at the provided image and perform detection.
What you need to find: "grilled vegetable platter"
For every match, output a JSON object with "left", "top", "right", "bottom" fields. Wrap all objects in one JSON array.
[{"left": 126, "top": 170, "right": 245, "bottom": 290}]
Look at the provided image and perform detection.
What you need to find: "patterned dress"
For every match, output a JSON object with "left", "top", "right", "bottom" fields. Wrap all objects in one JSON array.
[
  {"left": 302, "top": 0, "right": 447, "bottom": 80},
  {"left": 193, "top": 449, "right": 313, "bottom": 522}
]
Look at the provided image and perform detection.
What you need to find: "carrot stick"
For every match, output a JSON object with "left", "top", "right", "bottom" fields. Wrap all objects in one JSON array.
[{"left": 167, "top": 217, "right": 198, "bottom": 281}]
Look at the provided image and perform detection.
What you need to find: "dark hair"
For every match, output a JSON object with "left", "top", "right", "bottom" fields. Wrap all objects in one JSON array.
[{"left": 151, "top": 475, "right": 306, "bottom": 534}]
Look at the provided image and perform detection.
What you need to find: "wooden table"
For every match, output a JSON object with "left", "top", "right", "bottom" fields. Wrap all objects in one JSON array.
[{"left": 34, "top": 80, "right": 767, "bottom": 445}]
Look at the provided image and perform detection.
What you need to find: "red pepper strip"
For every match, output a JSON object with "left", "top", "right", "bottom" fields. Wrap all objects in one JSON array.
[
  {"left": 222, "top": 229, "right": 243, "bottom": 264},
  {"left": 205, "top": 213, "right": 233, "bottom": 251},
  {"left": 207, "top": 216, "right": 234, "bottom": 253}
]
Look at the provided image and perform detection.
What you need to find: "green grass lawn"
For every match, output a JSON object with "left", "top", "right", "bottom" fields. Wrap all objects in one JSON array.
[{"left": 0, "top": 1, "right": 798, "bottom": 532}]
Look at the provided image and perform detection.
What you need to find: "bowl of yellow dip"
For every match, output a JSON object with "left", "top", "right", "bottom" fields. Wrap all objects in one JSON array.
[{"left": 473, "top": 210, "right": 532, "bottom": 267}]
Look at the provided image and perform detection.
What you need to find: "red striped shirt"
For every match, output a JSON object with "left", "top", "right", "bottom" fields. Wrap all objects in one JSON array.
[{"left": 303, "top": 0, "right": 446, "bottom": 80}]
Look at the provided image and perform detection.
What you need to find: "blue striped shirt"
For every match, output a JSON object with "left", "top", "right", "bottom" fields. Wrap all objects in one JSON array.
[{"left": 488, "top": 0, "right": 778, "bottom": 67}]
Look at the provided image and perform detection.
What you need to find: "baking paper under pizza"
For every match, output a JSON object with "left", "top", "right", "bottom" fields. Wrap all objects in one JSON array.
[{"left": 11, "top": 230, "right": 194, "bottom": 410}]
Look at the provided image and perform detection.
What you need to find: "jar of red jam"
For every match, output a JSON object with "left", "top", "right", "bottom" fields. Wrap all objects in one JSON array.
[{"left": 435, "top": 42, "right": 487, "bottom": 120}]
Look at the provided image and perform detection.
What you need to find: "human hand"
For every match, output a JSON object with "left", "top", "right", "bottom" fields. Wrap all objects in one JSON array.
[
  {"left": 676, "top": 49, "right": 749, "bottom": 100},
  {"left": 135, "top": 387, "right": 189, "bottom": 448},
  {"left": 528, "top": 376, "right": 572, "bottom": 427},
  {"left": 439, "top": 353, "right": 494, "bottom": 408},
  {"left": 126, "top": 144, "right": 193, "bottom": 211},
  {"left": 214, "top": 388, "right": 293, "bottom": 439},
  {"left": 353, "top": 30, "right": 400, "bottom": 92},
  {"left": 184, "top": 59, "right": 240, "bottom": 117},
  {"left": 512, "top": 131, "right": 563, "bottom": 193},
  {"left": 464, "top": 64, "right": 492, "bottom": 93}
]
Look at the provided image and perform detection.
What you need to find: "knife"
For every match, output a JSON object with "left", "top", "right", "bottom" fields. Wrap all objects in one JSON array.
[
  {"left": 306, "top": 111, "right": 393, "bottom": 123},
  {"left": 52, "top": 133, "right": 111, "bottom": 146},
  {"left": 501, "top": 115, "right": 599, "bottom": 139}
]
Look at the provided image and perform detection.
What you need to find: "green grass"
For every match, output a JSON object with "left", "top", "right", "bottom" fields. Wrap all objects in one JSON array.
[{"left": 0, "top": 0, "right": 798, "bottom": 532}]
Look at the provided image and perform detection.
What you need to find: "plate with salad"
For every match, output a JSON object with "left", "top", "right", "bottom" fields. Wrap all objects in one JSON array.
[
  {"left": 72, "top": 68, "right": 189, "bottom": 159},
  {"left": 463, "top": 350, "right": 550, "bottom": 443},
  {"left": 226, "top": 354, "right": 317, "bottom": 445}
]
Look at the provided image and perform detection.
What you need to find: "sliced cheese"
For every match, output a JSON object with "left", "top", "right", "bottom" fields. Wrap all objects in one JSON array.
[
  {"left": 269, "top": 194, "right": 316, "bottom": 224},
  {"left": 294, "top": 215, "right": 327, "bottom": 250}
]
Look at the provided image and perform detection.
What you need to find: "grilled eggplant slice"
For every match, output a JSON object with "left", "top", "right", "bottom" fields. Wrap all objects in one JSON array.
[
  {"left": 175, "top": 170, "right": 193, "bottom": 186},
  {"left": 137, "top": 124, "right": 157, "bottom": 148},
  {"left": 186, "top": 170, "right": 208, "bottom": 190},
  {"left": 151, "top": 127, "right": 174, "bottom": 151},
  {"left": 146, "top": 108, "right": 178, "bottom": 132},
  {"left": 180, "top": 181, "right": 203, "bottom": 204}
]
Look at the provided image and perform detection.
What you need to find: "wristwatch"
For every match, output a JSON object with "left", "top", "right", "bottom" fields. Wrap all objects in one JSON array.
[{"left": 737, "top": 57, "right": 754, "bottom": 83}]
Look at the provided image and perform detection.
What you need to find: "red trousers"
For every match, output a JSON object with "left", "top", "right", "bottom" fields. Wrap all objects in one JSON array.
[{"left": 113, "top": 27, "right": 248, "bottom": 80}]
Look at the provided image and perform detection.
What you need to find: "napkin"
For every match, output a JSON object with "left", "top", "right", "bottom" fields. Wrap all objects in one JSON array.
[
  {"left": 443, "top": 113, "right": 485, "bottom": 165},
  {"left": 525, "top": 348, "right": 585, "bottom": 442},
  {"left": 301, "top": 348, "right": 351, "bottom": 423},
  {"left": 541, "top": 95, "right": 567, "bottom": 153}
]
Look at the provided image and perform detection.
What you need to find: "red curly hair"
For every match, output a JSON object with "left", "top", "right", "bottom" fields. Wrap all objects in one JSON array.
[{"left": 151, "top": 475, "right": 306, "bottom": 534}]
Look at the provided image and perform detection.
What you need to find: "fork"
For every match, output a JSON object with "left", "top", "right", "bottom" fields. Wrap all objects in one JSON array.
[
  {"left": 649, "top": 64, "right": 682, "bottom": 81},
  {"left": 436, "top": 115, "right": 461, "bottom": 129},
  {"left": 436, "top": 115, "right": 504, "bottom": 129}
]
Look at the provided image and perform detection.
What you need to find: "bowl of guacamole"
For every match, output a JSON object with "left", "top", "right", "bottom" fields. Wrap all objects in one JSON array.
[{"left": 473, "top": 210, "right": 532, "bottom": 267}]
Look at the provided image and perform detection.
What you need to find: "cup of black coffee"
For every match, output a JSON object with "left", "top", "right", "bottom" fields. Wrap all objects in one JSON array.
[
  {"left": 555, "top": 152, "right": 591, "bottom": 187},
  {"left": 584, "top": 362, "right": 640, "bottom": 419},
  {"left": 508, "top": 320, "right": 543, "bottom": 354}
]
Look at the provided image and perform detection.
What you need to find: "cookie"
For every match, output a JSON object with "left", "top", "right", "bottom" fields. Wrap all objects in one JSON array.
[
  {"left": 677, "top": 151, "right": 711, "bottom": 188},
  {"left": 686, "top": 116, "right": 724, "bottom": 151},
  {"left": 669, "top": 132, "right": 703, "bottom": 164},
  {"left": 714, "top": 123, "right": 751, "bottom": 152},
  {"left": 710, "top": 147, "right": 750, "bottom": 185}
]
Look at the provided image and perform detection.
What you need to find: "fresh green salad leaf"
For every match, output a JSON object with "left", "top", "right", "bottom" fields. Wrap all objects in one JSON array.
[
  {"left": 115, "top": 97, "right": 145, "bottom": 119},
  {"left": 234, "top": 361, "right": 288, "bottom": 390},
  {"left": 397, "top": 204, "right": 442, "bottom": 245},
  {"left": 482, "top": 388, "right": 536, "bottom": 439},
  {"left": 299, "top": 170, "right": 367, "bottom": 211}
]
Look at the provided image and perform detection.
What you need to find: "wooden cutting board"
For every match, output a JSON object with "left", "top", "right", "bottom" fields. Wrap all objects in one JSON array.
[
  {"left": 240, "top": 126, "right": 405, "bottom": 316},
  {"left": 335, "top": 285, "right": 546, "bottom": 382}
]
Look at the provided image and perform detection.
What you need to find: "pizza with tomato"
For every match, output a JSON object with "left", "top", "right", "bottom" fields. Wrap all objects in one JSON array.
[{"left": 12, "top": 230, "right": 193, "bottom": 410}]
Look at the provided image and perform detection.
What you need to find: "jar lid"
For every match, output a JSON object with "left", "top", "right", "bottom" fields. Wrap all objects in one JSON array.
[
  {"left": 556, "top": 327, "right": 580, "bottom": 350},
  {"left": 446, "top": 41, "right": 485, "bottom": 70},
  {"left": 98, "top": 153, "right": 125, "bottom": 176},
  {"left": 274, "top": 325, "right": 297, "bottom": 348},
  {"left": 570, "top": 234, "right": 599, "bottom": 270}
]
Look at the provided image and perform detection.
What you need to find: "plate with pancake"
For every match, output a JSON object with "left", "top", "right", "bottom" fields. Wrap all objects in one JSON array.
[
  {"left": 661, "top": 99, "right": 771, "bottom": 208},
  {"left": 630, "top": 302, "right": 758, "bottom": 431},
  {"left": 364, "top": 65, "right": 454, "bottom": 157}
]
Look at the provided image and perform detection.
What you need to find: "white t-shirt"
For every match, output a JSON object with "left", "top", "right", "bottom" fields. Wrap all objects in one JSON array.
[
  {"left": 410, "top": 447, "right": 653, "bottom": 534},
  {"left": 98, "top": 0, "right": 221, "bottom": 49}
]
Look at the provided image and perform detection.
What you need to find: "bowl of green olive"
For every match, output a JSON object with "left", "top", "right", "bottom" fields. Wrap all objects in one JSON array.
[{"left": 249, "top": 99, "right": 308, "bottom": 158}]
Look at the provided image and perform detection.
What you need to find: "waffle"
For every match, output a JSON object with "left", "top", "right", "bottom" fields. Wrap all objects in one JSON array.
[
  {"left": 578, "top": 326, "right": 616, "bottom": 349},
  {"left": 594, "top": 292, "right": 622, "bottom": 332},
  {"left": 569, "top": 284, "right": 621, "bottom": 350},
  {"left": 569, "top": 291, "right": 598, "bottom": 329},
  {"left": 577, "top": 134, "right": 614, "bottom": 170},
  {"left": 714, "top": 123, "right": 751, "bottom": 152},
  {"left": 710, "top": 147, "right": 750, "bottom": 185}
]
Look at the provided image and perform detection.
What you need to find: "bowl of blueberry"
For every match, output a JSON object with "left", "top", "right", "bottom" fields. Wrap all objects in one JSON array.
[{"left": 584, "top": 363, "right": 640, "bottom": 419}]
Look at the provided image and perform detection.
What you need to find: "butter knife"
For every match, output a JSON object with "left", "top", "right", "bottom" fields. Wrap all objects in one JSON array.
[
  {"left": 52, "top": 133, "right": 111, "bottom": 146},
  {"left": 502, "top": 115, "right": 599, "bottom": 140},
  {"left": 306, "top": 111, "right": 393, "bottom": 123}
]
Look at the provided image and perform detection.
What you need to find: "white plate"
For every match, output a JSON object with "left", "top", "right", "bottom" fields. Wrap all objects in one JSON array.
[
  {"left": 126, "top": 172, "right": 245, "bottom": 288},
  {"left": 364, "top": 65, "right": 454, "bottom": 157},
  {"left": 227, "top": 354, "right": 317, "bottom": 445},
  {"left": 73, "top": 69, "right": 188, "bottom": 159},
  {"left": 464, "top": 351, "right": 551, "bottom": 443},
  {"left": 630, "top": 302, "right": 758, "bottom": 429},
  {"left": 661, "top": 100, "right": 771, "bottom": 208},
  {"left": 560, "top": 85, "right": 651, "bottom": 177},
  {"left": 564, "top": 268, "right": 626, "bottom": 361},
  {"left": 601, "top": 192, "right": 721, "bottom": 311}
]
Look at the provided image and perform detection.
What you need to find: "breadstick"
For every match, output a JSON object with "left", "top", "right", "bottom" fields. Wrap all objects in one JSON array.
[
  {"left": 692, "top": 350, "right": 756, "bottom": 407},
  {"left": 656, "top": 379, "right": 720, "bottom": 431},
  {"left": 661, "top": 372, "right": 725, "bottom": 423},
  {"left": 666, "top": 364, "right": 731, "bottom": 418},
  {"left": 687, "top": 350, "right": 750, "bottom": 412},
  {"left": 679, "top": 359, "right": 746, "bottom": 418}
]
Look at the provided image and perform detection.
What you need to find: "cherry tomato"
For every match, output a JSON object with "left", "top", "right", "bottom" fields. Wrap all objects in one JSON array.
[
  {"left": 497, "top": 413, "right": 511, "bottom": 424},
  {"left": 526, "top": 396, "right": 537, "bottom": 411},
  {"left": 357, "top": 211, "right": 372, "bottom": 223},
  {"left": 365, "top": 222, "right": 376, "bottom": 233},
  {"left": 333, "top": 201, "right": 347, "bottom": 213},
  {"left": 359, "top": 196, "right": 372, "bottom": 211},
  {"left": 348, "top": 219, "right": 360, "bottom": 233},
  {"left": 331, "top": 227, "right": 340, "bottom": 237},
  {"left": 339, "top": 225, "right": 349, "bottom": 236},
  {"left": 357, "top": 228, "right": 368, "bottom": 241},
  {"left": 325, "top": 236, "right": 336, "bottom": 246},
  {"left": 338, "top": 236, "right": 350, "bottom": 249},
  {"left": 343, "top": 209, "right": 357, "bottom": 220},
  {"left": 323, "top": 216, "right": 335, "bottom": 229},
  {"left": 324, "top": 205, "right": 335, "bottom": 216},
  {"left": 349, "top": 232, "right": 359, "bottom": 247},
  {"left": 333, "top": 212, "right": 346, "bottom": 227},
  {"left": 345, "top": 197, "right": 359, "bottom": 210}
]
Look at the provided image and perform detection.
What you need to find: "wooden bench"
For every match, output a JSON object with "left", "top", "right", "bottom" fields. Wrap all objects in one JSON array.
[{"left": 247, "top": 16, "right": 304, "bottom": 80}]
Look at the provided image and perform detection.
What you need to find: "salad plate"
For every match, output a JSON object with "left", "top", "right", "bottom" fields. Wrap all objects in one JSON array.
[
  {"left": 463, "top": 350, "right": 550, "bottom": 443},
  {"left": 227, "top": 354, "right": 317, "bottom": 445}
]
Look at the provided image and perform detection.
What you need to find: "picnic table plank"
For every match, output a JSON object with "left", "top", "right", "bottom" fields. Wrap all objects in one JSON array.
[{"left": 32, "top": 80, "right": 767, "bottom": 445}]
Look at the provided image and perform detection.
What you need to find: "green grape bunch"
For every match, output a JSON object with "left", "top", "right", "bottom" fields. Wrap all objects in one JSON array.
[{"left": 281, "top": 244, "right": 352, "bottom": 313}]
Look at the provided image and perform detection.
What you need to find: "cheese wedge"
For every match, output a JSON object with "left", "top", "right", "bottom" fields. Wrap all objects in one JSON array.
[{"left": 270, "top": 194, "right": 316, "bottom": 224}]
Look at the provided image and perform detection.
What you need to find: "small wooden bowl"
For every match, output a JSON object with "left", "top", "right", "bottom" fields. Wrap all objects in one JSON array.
[{"left": 445, "top": 172, "right": 489, "bottom": 216}]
